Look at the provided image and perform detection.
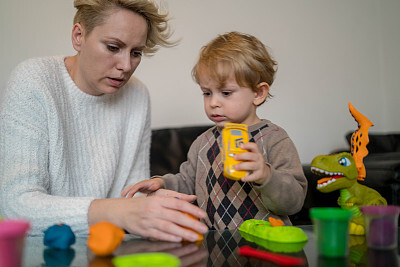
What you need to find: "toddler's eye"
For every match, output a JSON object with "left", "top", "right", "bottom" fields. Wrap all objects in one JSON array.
[
  {"left": 107, "top": 45, "right": 119, "bottom": 52},
  {"left": 222, "top": 91, "right": 232, "bottom": 96},
  {"left": 202, "top": 92, "right": 211, "bottom": 96}
]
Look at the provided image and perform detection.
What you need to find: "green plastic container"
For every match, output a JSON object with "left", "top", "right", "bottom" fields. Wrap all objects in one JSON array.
[{"left": 310, "top": 208, "right": 352, "bottom": 258}]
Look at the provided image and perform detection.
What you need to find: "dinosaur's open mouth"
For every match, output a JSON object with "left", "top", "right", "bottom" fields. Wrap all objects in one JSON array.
[{"left": 310, "top": 166, "right": 344, "bottom": 188}]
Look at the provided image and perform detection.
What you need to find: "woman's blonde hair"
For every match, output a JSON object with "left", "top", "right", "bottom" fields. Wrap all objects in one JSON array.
[
  {"left": 73, "top": 0, "right": 176, "bottom": 55},
  {"left": 192, "top": 32, "right": 277, "bottom": 101}
]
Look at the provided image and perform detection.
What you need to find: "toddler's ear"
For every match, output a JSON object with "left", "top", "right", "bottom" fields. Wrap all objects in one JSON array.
[{"left": 253, "top": 82, "right": 269, "bottom": 106}]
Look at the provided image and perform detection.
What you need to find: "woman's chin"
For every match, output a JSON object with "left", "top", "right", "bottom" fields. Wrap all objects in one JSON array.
[{"left": 101, "top": 86, "right": 121, "bottom": 95}]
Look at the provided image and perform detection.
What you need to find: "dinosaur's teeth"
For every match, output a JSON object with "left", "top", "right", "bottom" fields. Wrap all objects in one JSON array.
[
  {"left": 317, "top": 178, "right": 337, "bottom": 189},
  {"left": 313, "top": 167, "right": 327, "bottom": 174},
  {"left": 311, "top": 166, "right": 344, "bottom": 177}
]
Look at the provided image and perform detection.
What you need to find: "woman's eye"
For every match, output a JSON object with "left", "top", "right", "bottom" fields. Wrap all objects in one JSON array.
[
  {"left": 131, "top": 51, "right": 143, "bottom": 58},
  {"left": 107, "top": 45, "right": 119, "bottom": 52},
  {"left": 222, "top": 91, "right": 232, "bottom": 96}
]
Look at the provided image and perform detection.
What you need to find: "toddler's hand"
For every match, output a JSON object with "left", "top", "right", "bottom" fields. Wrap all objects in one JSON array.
[
  {"left": 233, "top": 142, "right": 271, "bottom": 184},
  {"left": 121, "top": 178, "right": 164, "bottom": 198}
]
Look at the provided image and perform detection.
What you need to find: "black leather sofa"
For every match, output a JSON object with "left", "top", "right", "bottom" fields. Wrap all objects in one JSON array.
[{"left": 150, "top": 126, "right": 400, "bottom": 225}]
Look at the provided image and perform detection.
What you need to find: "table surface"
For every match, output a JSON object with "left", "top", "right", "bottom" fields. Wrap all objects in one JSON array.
[{"left": 23, "top": 225, "right": 400, "bottom": 267}]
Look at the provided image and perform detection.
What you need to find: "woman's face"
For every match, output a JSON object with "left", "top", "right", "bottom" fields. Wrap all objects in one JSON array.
[{"left": 72, "top": 8, "right": 148, "bottom": 96}]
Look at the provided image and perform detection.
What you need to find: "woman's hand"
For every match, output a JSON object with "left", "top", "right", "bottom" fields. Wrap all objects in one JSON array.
[
  {"left": 233, "top": 142, "right": 271, "bottom": 185},
  {"left": 88, "top": 193, "right": 208, "bottom": 242},
  {"left": 151, "top": 188, "right": 197, "bottom": 203},
  {"left": 121, "top": 177, "right": 164, "bottom": 198}
]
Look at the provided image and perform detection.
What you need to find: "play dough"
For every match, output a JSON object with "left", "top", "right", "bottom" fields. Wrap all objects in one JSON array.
[
  {"left": 87, "top": 222, "right": 124, "bottom": 256},
  {"left": 113, "top": 252, "right": 180, "bottom": 267},
  {"left": 43, "top": 223, "right": 76, "bottom": 250},
  {"left": 182, "top": 213, "right": 203, "bottom": 242}
]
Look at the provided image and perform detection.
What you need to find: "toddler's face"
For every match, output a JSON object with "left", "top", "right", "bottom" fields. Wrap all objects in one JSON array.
[{"left": 198, "top": 70, "right": 260, "bottom": 128}]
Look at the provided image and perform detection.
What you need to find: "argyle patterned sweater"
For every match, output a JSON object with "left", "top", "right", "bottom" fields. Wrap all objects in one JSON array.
[{"left": 162, "top": 120, "right": 307, "bottom": 230}]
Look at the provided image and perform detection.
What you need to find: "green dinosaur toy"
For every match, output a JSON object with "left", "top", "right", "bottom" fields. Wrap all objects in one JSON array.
[
  {"left": 311, "top": 152, "right": 387, "bottom": 235},
  {"left": 310, "top": 103, "right": 387, "bottom": 235}
]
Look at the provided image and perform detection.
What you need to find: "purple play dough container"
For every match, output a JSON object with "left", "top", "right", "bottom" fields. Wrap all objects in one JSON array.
[
  {"left": 0, "top": 219, "right": 30, "bottom": 267},
  {"left": 360, "top": 205, "right": 400, "bottom": 250}
]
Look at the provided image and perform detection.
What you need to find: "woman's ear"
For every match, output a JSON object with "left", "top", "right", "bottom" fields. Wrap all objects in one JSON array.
[
  {"left": 71, "top": 23, "right": 85, "bottom": 52},
  {"left": 253, "top": 82, "right": 270, "bottom": 106}
]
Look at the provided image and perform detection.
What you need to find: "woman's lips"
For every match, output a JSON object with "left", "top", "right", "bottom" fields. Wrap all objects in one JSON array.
[{"left": 108, "top": 77, "right": 124, "bottom": 87}]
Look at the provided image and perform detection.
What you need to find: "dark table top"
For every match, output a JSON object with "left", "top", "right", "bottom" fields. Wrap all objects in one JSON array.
[{"left": 23, "top": 225, "right": 400, "bottom": 267}]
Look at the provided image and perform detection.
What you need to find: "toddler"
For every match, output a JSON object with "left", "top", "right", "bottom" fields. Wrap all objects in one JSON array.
[{"left": 122, "top": 32, "right": 307, "bottom": 230}]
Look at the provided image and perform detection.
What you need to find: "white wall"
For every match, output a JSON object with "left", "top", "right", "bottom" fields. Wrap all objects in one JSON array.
[{"left": 1, "top": 0, "right": 399, "bottom": 163}]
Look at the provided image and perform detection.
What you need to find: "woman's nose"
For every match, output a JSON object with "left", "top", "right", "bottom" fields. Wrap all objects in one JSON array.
[{"left": 116, "top": 54, "right": 132, "bottom": 72}]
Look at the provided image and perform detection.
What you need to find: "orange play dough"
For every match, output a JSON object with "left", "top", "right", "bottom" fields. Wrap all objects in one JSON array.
[
  {"left": 268, "top": 217, "right": 284, "bottom": 227},
  {"left": 182, "top": 213, "right": 203, "bottom": 242},
  {"left": 87, "top": 222, "right": 125, "bottom": 256}
]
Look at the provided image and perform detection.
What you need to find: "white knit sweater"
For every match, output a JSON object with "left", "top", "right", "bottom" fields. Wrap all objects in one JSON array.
[{"left": 0, "top": 56, "right": 151, "bottom": 235}]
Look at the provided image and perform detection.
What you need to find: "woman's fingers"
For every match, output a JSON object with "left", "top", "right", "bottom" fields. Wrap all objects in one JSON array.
[
  {"left": 164, "top": 196, "right": 207, "bottom": 221},
  {"left": 135, "top": 217, "right": 199, "bottom": 242},
  {"left": 151, "top": 198, "right": 208, "bottom": 240}
]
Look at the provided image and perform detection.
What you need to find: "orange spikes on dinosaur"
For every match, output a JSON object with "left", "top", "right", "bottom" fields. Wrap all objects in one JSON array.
[{"left": 348, "top": 102, "right": 374, "bottom": 181}]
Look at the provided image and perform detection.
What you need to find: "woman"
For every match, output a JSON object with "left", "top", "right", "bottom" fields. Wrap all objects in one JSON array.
[{"left": 0, "top": 0, "right": 207, "bottom": 242}]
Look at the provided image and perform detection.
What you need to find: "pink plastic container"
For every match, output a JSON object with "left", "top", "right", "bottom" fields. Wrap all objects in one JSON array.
[
  {"left": 0, "top": 219, "right": 30, "bottom": 267},
  {"left": 360, "top": 205, "right": 400, "bottom": 250}
]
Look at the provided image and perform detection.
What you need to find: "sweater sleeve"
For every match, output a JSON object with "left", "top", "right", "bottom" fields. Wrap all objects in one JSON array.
[
  {"left": 254, "top": 134, "right": 307, "bottom": 216},
  {"left": 0, "top": 61, "right": 93, "bottom": 236},
  {"left": 161, "top": 135, "right": 202, "bottom": 195},
  {"left": 125, "top": 89, "right": 151, "bottom": 185}
]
